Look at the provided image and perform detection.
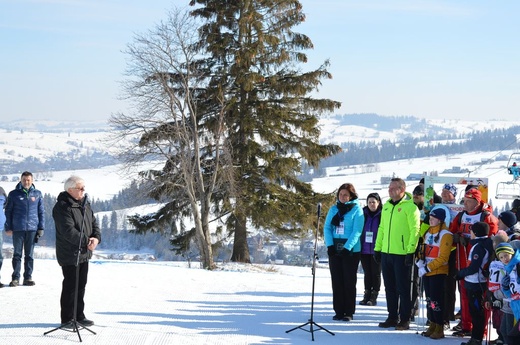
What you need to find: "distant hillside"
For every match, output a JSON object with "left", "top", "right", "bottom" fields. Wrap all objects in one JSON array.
[
  {"left": 320, "top": 113, "right": 517, "bottom": 144},
  {"left": 1, "top": 115, "right": 519, "bottom": 179},
  {"left": 333, "top": 113, "right": 429, "bottom": 132},
  {"left": 0, "top": 119, "right": 108, "bottom": 132}
]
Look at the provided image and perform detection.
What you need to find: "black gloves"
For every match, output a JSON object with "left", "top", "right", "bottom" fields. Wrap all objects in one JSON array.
[
  {"left": 453, "top": 233, "right": 469, "bottom": 246},
  {"left": 404, "top": 254, "right": 414, "bottom": 266},
  {"left": 34, "top": 229, "right": 44, "bottom": 243},
  {"left": 452, "top": 233, "right": 460, "bottom": 244},
  {"left": 453, "top": 269, "right": 463, "bottom": 280},
  {"left": 374, "top": 251, "right": 381, "bottom": 264},
  {"left": 328, "top": 245, "right": 354, "bottom": 257},
  {"left": 341, "top": 248, "right": 353, "bottom": 257}
]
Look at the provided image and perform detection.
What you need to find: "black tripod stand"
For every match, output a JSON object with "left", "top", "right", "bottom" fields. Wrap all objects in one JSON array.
[
  {"left": 286, "top": 203, "right": 334, "bottom": 341},
  {"left": 44, "top": 195, "right": 96, "bottom": 342}
]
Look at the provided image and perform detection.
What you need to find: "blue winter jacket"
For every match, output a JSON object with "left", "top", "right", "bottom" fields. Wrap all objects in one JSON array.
[
  {"left": 0, "top": 188, "right": 6, "bottom": 231},
  {"left": 5, "top": 182, "right": 45, "bottom": 231},
  {"left": 503, "top": 249, "right": 520, "bottom": 322},
  {"left": 324, "top": 198, "right": 364, "bottom": 252}
]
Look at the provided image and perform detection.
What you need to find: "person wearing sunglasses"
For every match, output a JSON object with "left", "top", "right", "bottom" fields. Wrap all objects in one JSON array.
[{"left": 53, "top": 175, "right": 101, "bottom": 328}]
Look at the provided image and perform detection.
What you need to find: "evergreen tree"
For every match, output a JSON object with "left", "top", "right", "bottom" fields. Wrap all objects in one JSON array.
[
  {"left": 99, "top": 214, "right": 112, "bottom": 249},
  {"left": 190, "top": 0, "right": 341, "bottom": 262},
  {"left": 41, "top": 193, "right": 57, "bottom": 246},
  {"left": 110, "top": 211, "right": 118, "bottom": 233}
]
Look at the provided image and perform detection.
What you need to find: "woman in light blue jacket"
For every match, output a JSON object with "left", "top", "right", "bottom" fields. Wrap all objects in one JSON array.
[{"left": 324, "top": 183, "right": 364, "bottom": 321}]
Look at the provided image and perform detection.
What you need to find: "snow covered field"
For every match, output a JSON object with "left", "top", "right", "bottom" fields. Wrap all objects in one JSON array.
[{"left": 0, "top": 258, "right": 480, "bottom": 345}]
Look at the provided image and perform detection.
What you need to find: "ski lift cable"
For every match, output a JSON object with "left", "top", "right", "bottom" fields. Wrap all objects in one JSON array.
[{"left": 466, "top": 136, "right": 520, "bottom": 178}]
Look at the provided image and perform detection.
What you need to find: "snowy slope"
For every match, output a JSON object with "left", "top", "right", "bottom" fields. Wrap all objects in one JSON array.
[
  {"left": 0, "top": 258, "right": 475, "bottom": 345},
  {"left": 318, "top": 116, "right": 517, "bottom": 145}
]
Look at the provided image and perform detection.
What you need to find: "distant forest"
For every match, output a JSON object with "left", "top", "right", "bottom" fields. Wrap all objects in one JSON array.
[
  {"left": 305, "top": 114, "right": 520, "bottom": 178},
  {"left": 321, "top": 127, "right": 520, "bottom": 167}
]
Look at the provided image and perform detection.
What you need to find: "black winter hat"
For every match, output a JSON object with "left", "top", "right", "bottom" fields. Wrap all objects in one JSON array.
[
  {"left": 429, "top": 208, "right": 446, "bottom": 222},
  {"left": 471, "top": 222, "right": 489, "bottom": 237},
  {"left": 499, "top": 211, "right": 518, "bottom": 228}
]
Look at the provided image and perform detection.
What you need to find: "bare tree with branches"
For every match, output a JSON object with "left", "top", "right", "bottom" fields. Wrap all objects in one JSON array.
[{"left": 108, "top": 8, "right": 235, "bottom": 269}]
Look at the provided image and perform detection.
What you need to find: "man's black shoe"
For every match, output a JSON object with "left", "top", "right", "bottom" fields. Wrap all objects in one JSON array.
[
  {"left": 78, "top": 319, "right": 94, "bottom": 327},
  {"left": 60, "top": 322, "right": 77, "bottom": 331},
  {"left": 23, "top": 279, "right": 35, "bottom": 286},
  {"left": 378, "top": 318, "right": 398, "bottom": 328}
]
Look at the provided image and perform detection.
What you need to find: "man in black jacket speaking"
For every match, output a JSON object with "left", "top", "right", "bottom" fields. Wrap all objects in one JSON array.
[{"left": 53, "top": 175, "right": 101, "bottom": 327}]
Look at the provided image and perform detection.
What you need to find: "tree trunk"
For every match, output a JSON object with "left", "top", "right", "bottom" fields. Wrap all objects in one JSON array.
[
  {"left": 194, "top": 205, "right": 215, "bottom": 269},
  {"left": 230, "top": 213, "right": 250, "bottom": 263}
]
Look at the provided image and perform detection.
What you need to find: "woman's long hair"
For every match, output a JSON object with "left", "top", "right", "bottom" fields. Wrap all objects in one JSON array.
[{"left": 336, "top": 183, "right": 358, "bottom": 201}]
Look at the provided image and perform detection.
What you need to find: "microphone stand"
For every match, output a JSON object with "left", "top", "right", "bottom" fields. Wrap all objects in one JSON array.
[
  {"left": 45, "top": 195, "right": 96, "bottom": 342},
  {"left": 286, "top": 203, "right": 335, "bottom": 341}
]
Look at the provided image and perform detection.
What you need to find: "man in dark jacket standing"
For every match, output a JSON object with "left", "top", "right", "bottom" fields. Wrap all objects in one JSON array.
[
  {"left": 53, "top": 175, "right": 101, "bottom": 327},
  {"left": 5, "top": 171, "right": 45, "bottom": 287}
]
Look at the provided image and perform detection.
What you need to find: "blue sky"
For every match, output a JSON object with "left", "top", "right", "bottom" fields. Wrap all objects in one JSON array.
[{"left": 1, "top": 0, "right": 518, "bottom": 122}]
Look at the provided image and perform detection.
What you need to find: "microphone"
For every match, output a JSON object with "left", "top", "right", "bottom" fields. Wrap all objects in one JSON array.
[
  {"left": 317, "top": 202, "right": 321, "bottom": 217},
  {"left": 82, "top": 193, "right": 89, "bottom": 208}
]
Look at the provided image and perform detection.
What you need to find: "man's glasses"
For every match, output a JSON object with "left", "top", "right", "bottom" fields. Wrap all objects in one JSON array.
[{"left": 74, "top": 187, "right": 86, "bottom": 191}]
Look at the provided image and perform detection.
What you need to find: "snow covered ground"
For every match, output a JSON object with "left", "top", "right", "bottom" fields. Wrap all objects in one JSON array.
[{"left": 0, "top": 256, "right": 495, "bottom": 345}]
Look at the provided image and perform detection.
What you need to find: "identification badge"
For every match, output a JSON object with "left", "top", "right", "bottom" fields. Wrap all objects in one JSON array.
[
  {"left": 365, "top": 231, "right": 373, "bottom": 243},
  {"left": 335, "top": 222, "right": 345, "bottom": 235}
]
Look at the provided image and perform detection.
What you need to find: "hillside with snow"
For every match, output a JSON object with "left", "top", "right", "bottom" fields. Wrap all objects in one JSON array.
[
  {"left": 1, "top": 115, "right": 519, "bottom": 232},
  {"left": 318, "top": 114, "right": 517, "bottom": 145}
]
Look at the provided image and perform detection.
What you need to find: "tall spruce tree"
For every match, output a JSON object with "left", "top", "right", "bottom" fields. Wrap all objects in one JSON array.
[{"left": 189, "top": 0, "right": 341, "bottom": 262}]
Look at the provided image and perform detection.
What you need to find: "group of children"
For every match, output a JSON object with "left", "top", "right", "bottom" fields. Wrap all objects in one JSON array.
[{"left": 417, "top": 208, "right": 520, "bottom": 345}]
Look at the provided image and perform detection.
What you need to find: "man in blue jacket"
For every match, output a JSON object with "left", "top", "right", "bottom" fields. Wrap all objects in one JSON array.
[{"left": 5, "top": 171, "right": 45, "bottom": 287}]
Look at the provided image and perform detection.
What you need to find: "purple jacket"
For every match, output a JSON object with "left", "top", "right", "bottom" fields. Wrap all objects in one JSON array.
[{"left": 360, "top": 206, "right": 381, "bottom": 255}]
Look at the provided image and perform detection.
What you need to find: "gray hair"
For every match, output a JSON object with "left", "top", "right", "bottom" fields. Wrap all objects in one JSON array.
[{"left": 64, "top": 175, "right": 84, "bottom": 191}]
